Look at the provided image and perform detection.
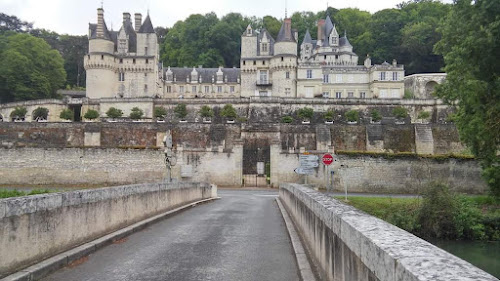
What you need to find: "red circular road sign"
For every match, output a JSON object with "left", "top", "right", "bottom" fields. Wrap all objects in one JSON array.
[{"left": 322, "top": 153, "right": 334, "bottom": 165}]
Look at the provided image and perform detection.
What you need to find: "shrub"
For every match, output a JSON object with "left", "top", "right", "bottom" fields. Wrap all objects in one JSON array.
[
  {"left": 106, "top": 107, "right": 123, "bottom": 118},
  {"left": 59, "top": 109, "right": 74, "bottom": 120},
  {"left": 174, "top": 104, "right": 188, "bottom": 119},
  {"left": 445, "top": 113, "right": 456, "bottom": 123},
  {"left": 418, "top": 111, "right": 431, "bottom": 119},
  {"left": 297, "top": 107, "right": 314, "bottom": 120},
  {"left": 129, "top": 107, "right": 144, "bottom": 120},
  {"left": 281, "top": 116, "right": 293, "bottom": 123},
  {"left": 84, "top": 109, "right": 99, "bottom": 120},
  {"left": 404, "top": 89, "right": 414, "bottom": 99},
  {"left": 199, "top": 105, "right": 214, "bottom": 118},
  {"left": 323, "top": 110, "right": 335, "bottom": 121},
  {"left": 370, "top": 109, "right": 382, "bottom": 122},
  {"left": 237, "top": 117, "right": 248, "bottom": 123},
  {"left": 33, "top": 107, "right": 49, "bottom": 120},
  {"left": 10, "top": 106, "right": 27, "bottom": 118},
  {"left": 220, "top": 104, "right": 238, "bottom": 119},
  {"left": 345, "top": 110, "right": 359, "bottom": 122},
  {"left": 154, "top": 107, "right": 167, "bottom": 119},
  {"left": 392, "top": 106, "right": 408, "bottom": 119}
]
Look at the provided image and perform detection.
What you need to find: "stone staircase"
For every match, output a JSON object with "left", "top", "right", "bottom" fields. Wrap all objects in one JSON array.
[{"left": 415, "top": 124, "right": 434, "bottom": 154}]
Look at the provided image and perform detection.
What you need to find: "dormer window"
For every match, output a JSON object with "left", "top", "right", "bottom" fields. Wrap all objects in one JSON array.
[
  {"left": 247, "top": 27, "right": 252, "bottom": 35},
  {"left": 262, "top": 43, "right": 268, "bottom": 52},
  {"left": 330, "top": 36, "right": 337, "bottom": 46}
]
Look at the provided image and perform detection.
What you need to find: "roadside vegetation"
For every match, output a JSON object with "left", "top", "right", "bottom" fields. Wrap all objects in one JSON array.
[
  {"left": 0, "top": 189, "right": 53, "bottom": 199},
  {"left": 337, "top": 183, "right": 499, "bottom": 241}
]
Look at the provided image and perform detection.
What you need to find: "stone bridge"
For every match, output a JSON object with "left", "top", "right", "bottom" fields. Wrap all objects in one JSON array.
[{"left": 0, "top": 183, "right": 496, "bottom": 281}]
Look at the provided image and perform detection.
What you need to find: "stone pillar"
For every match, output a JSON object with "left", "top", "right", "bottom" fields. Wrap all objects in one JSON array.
[
  {"left": 233, "top": 139, "right": 244, "bottom": 186},
  {"left": 270, "top": 141, "right": 282, "bottom": 188}
]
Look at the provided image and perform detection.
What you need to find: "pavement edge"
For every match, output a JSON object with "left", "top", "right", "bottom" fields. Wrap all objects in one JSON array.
[
  {"left": 1, "top": 197, "right": 221, "bottom": 281},
  {"left": 275, "top": 198, "right": 317, "bottom": 281}
]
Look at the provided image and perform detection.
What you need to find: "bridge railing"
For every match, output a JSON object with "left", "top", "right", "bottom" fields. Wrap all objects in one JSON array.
[{"left": 279, "top": 183, "right": 497, "bottom": 281}]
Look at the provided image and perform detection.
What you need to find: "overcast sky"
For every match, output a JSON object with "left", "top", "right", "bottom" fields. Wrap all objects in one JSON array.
[{"left": 1, "top": 0, "right": 451, "bottom": 35}]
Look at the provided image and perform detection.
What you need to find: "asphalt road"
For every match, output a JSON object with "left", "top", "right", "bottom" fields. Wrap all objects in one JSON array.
[{"left": 42, "top": 189, "right": 299, "bottom": 281}]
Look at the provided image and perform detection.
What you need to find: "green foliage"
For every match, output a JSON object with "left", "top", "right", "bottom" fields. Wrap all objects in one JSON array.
[
  {"left": 129, "top": 107, "right": 144, "bottom": 120},
  {"left": 174, "top": 104, "right": 188, "bottom": 119},
  {"left": 83, "top": 109, "right": 99, "bottom": 120},
  {"left": 32, "top": 107, "right": 49, "bottom": 120},
  {"left": 262, "top": 16, "right": 281, "bottom": 38},
  {"left": 370, "top": 109, "right": 382, "bottom": 122},
  {"left": 345, "top": 110, "right": 359, "bottom": 122},
  {"left": 10, "top": 106, "right": 27, "bottom": 118},
  {"left": 418, "top": 111, "right": 431, "bottom": 119},
  {"left": 392, "top": 106, "right": 408, "bottom": 119},
  {"left": 59, "top": 109, "right": 74, "bottom": 121},
  {"left": 220, "top": 104, "right": 238, "bottom": 119},
  {"left": 0, "top": 188, "right": 52, "bottom": 198},
  {"left": 404, "top": 89, "right": 415, "bottom": 99},
  {"left": 323, "top": 110, "right": 335, "bottom": 121},
  {"left": 0, "top": 33, "right": 66, "bottom": 103},
  {"left": 281, "top": 116, "right": 293, "bottom": 123},
  {"left": 153, "top": 107, "right": 167, "bottom": 119},
  {"left": 105, "top": 107, "right": 123, "bottom": 119},
  {"left": 434, "top": 0, "right": 500, "bottom": 198},
  {"left": 199, "top": 105, "right": 214, "bottom": 118},
  {"left": 297, "top": 107, "right": 314, "bottom": 120}
]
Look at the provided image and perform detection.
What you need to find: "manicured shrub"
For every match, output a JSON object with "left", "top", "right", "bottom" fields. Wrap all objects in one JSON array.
[
  {"left": 106, "top": 107, "right": 123, "bottom": 118},
  {"left": 297, "top": 107, "right": 314, "bottom": 120},
  {"left": 59, "top": 109, "right": 74, "bottom": 120},
  {"left": 370, "top": 109, "right": 382, "bottom": 122},
  {"left": 220, "top": 104, "right": 238, "bottom": 119},
  {"left": 84, "top": 109, "right": 99, "bottom": 120},
  {"left": 281, "top": 116, "right": 293, "bottom": 123},
  {"left": 10, "top": 106, "right": 27, "bottom": 118},
  {"left": 199, "top": 105, "right": 214, "bottom": 118},
  {"left": 33, "top": 107, "right": 49, "bottom": 120},
  {"left": 174, "top": 104, "right": 188, "bottom": 119},
  {"left": 154, "top": 107, "right": 167, "bottom": 119},
  {"left": 418, "top": 111, "right": 431, "bottom": 119},
  {"left": 129, "top": 107, "right": 144, "bottom": 120},
  {"left": 345, "top": 110, "right": 359, "bottom": 122},
  {"left": 323, "top": 110, "right": 335, "bottom": 121},
  {"left": 392, "top": 106, "right": 408, "bottom": 119}
]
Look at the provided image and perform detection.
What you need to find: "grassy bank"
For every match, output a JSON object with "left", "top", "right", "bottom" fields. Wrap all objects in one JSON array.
[
  {"left": 0, "top": 189, "right": 53, "bottom": 199},
  {"left": 336, "top": 188, "right": 499, "bottom": 241}
]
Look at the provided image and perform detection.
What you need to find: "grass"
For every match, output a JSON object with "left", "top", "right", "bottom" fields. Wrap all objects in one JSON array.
[{"left": 0, "top": 189, "right": 53, "bottom": 199}]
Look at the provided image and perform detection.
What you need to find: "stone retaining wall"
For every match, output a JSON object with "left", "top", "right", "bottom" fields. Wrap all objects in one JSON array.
[
  {"left": 0, "top": 182, "right": 216, "bottom": 277},
  {"left": 279, "top": 183, "right": 497, "bottom": 281}
]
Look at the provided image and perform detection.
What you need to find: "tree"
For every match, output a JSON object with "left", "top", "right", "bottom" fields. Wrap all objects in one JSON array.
[
  {"left": 220, "top": 104, "right": 238, "bottom": 119},
  {"left": 345, "top": 110, "right": 359, "bottom": 122},
  {"left": 33, "top": 107, "right": 49, "bottom": 120},
  {"left": 0, "top": 13, "right": 33, "bottom": 34},
  {"left": 434, "top": 0, "right": 500, "bottom": 197},
  {"left": 83, "top": 109, "right": 99, "bottom": 120},
  {"left": 174, "top": 104, "right": 188, "bottom": 119},
  {"left": 371, "top": 109, "right": 382, "bottom": 122},
  {"left": 199, "top": 105, "right": 214, "bottom": 118},
  {"left": 129, "top": 107, "right": 144, "bottom": 120},
  {"left": 10, "top": 106, "right": 27, "bottom": 119},
  {"left": 324, "top": 110, "right": 335, "bottom": 121},
  {"left": 262, "top": 16, "right": 281, "bottom": 39},
  {"left": 154, "top": 107, "right": 167, "bottom": 119},
  {"left": 297, "top": 107, "right": 314, "bottom": 120},
  {"left": 106, "top": 107, "right": 123, "bottom": 119},
  {"left": 0, "top": 33, "right": 66, "bottom": 103},
  {"left": 59, "top": 109, "right": 74, "bottom": 121},
  {"left": 392, "top": 107, "right": 408, "bottom": 119}
]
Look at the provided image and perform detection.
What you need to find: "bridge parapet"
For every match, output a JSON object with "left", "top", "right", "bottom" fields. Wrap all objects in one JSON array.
[
  {"left": 0, "top": 182, "right": 216, "bottom": 278},
  {"left": 279, "top": 183, "right": 497, "bottom": 281}
]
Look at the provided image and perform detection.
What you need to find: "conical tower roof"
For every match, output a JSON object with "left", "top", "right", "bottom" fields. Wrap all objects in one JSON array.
[
  {"left": 138, "top": 15, "right": 155, "bottom": 33},
  {"left": 302, "top": 29, "right": 313, "bottom": 44}
]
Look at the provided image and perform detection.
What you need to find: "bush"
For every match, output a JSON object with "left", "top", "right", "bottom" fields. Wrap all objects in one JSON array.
[
  {"left": 220, "top": 104, "right": 238, "bottom": 119},
  {"left": 345, "top": 110, "right": 359, "bottom": 122},
  {"left": 445, "top": 113, "right": 457, "bottom": 123},
  {"left": 84, "top": 109, "right": 99, "bottom": 120},
  {"left": 59, "top": 109, "right": 74, "bottom": 120},
  {"left": 392, "top": 106, "right": 408, "bottom": 119},
  {"left": 418, "top": 111, "right": 431, "bottom": 119},
  {"left": 297, "top": 107, "right": 314, "bottom": 120},
  {"left": 323, "top": 110, "right": 335, "bottom": 121},
  {"left": 281, "top": 116, "right": 293, "bottom": 123},
  {"left": 10, "top": 106, "right": 27, "bottom": 118},
  {"left": 106, "top": 107, "right": 123, "bottom": 118},
  {"left": 199, "top": 105, "right": 214, "bottom": 118},
  {"left": 174, "top": 104, "right": 188, "bottom": 119},
  {"left": 154, "top": 107, "right": 167, "bottom": 119},
  {"left": 370, "top": 109, "right": 382, "bottom": 122},
  {"left": 129, "top": 107, "right": 144, "bottom": 120},
  {"left": 404, "top": 89, "right": 414, "bottom": 99},
  {"left": 33, "top": 107, "right": 49, "bottom": 120}
]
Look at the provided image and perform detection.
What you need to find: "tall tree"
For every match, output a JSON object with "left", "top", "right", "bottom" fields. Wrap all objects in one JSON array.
[
  {"left": 434, "top": 0, "right": 500, "bottom": 197},
  {"left": 0, "top": 33, "right": 66, "bottom": 102},
  {"left": 262, "top": 16, "right": 281, "bottom": 39},
  {"left": 0, "top": 13, "right": 33, "bottom": 34}
]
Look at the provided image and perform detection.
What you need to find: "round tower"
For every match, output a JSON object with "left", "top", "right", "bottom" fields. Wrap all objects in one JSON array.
[{"left": 271, "top": 18, "right": 298, "bottom": 98}]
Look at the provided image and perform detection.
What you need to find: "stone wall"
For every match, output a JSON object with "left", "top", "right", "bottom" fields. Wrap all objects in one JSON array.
[
  {"left": 0, "top": 182, "right": 216, "bottom": 277},
  {"left": 279, "top": 184, "right": 497, "bottom": 281}
]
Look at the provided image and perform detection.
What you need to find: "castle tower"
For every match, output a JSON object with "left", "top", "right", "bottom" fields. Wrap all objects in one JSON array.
[
  {"left": 300, "top": 29, "right": 313, "bottom": 60},
  {"left": 271, "top": 18, "right": 297, "bottom": 97},
  {"left": 84, "top": 8, "right": 117, "bottom": 99},
  {"left": 240, "top": 24, "right": 260, "bottom": 97}
]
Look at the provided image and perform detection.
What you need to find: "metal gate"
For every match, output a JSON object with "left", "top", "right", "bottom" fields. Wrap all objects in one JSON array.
[{"left": 242, "top": 140, "right": 270, "bottom": 187}]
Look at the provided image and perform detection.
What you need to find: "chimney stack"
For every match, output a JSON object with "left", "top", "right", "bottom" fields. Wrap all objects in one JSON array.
[
  {"left": 317, "top": 19, "right": 325, "bottom": 42},
  {"left": 135, "top": 13, "right": 142, "bottom": 32},
  {"left": 96, "top": 8, "right": 104, "bottom": 38},
  {"left": 123, "top": 12, "right": 131, "bottom": 24},
  {"left": 284, "top": 18, "right": 292, "bottom": 40}
]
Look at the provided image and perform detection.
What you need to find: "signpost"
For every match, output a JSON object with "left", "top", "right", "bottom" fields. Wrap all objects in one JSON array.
[
  {"left": 294, "top": 167, "right": 314, "bottom": 175},
  {"left": 295, "top": 153, "right": 319, "bottom": 183},
  {"left": 322, "top": 153, "right": 334, "bottom": 191}
]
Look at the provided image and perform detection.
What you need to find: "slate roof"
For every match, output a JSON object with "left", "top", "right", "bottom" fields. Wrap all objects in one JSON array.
[
  {"left": 165, "top": 67, "right": 240, "bottom": 83},
  {"left": 322, "top": 16, "right": 334, "bottom": 46},
  {"left": 258, "top": 28, "right": 275, "bottom": 55},
  {"left": 302, "top": 29, "right": 313, "bottom": 45},
  {"left": 276, "top": 20, "right": 296, "bottom": 42},
  {"left": 88, "top": 19, "right": 113, "bottom": 41},
  {"left": 138, "top": 15, "right": 155, "bottom": 33},
  {"left": 339, "top": 36, "right": 352, "bottom": 47},
  {"left": 119, "top": 18, "right": 137, "bottom": 52}
]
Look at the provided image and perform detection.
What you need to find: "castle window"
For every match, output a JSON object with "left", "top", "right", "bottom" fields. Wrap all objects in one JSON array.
[
  {"left": 323, "top": 74, "right": 329, "bottom": 83},
  {"left": 192, "top": 86, "right": 197, "bottom": 93},
  {"left": 243, "top": 61, "right": 246, "bottom": 65},
  {"left": 133, "top": 59, "right": 136, "bottom": 64},
  {"left": 166, "top": 86, "right": 172, "bottom": 93},
  {"left": 348, "top": 92, "right": 354, "bottom": 98},
  {"left": 380, "top": 72, "right": 386, "bottom": 80},
  {"left": 336, "top": 74, "right": 343, "bottom": 83},
  {"left": 119, "top": 59, "right": 123, "bottom": 63},
  {"left": 259, "top": 70, "right": 268, "bottom": 84},
  {"left": 179, "top": 86, "right": 184, "bottom": 93},
  {"left": 306, "top": 70, "right": 312, "bottom": 79},
  {"left": 253, "top": 61, "right": 256, "bottom": 65},
  {"left": 285, "top": 88, "right": 291, "bottom": 96},
  {"left": 336, "top": 92, "right": 342, "bottom": 98},
  {"left": 217, "top": 86, "right": 222, "bottom": 93},
  {"left": 263, "top": 61, "right": 265, "bottom": 65},
  {"left": 393, "top": 72, "right": 398, "bottom": 81},
  {"left": 145, "top": 47, "right": 148, "bottom": 55},
  {"left": 262, "top": 43, "right": 268, "bottom": 52},
  {"left": 144, "top": 84, "right": 148, "bottom": 92},
  {"left": 205, "top": 86, "right": 210, "bottom": 93},
  {"left": 281, "top": 57, "right": 284, "bottom": 62},
  {"left": 324, "top": 55, "right": 327, "bottom": 60},
  {"left": 286, "top": 72, "right": 290, "bottom": 79},
  {"left": 322, "top": 92, "right": 329, "bottom": 98},
  {"left": 101, "top": 55, "right": 104, "bottom": 60},
  {"left": 335, "top": 55, "right": 339, "bottom": 59},
  {"left": 360, "top": 92, "right": 366, "bottom": 98},
  {"left": 146, "top": 59, "right": 149, "bottom": 64},
  {"left": 118, "top": 72, "right": 125, "bottom": 82},
  {"left": 230, "top": 86, "right": 235, "bottom": 93}
]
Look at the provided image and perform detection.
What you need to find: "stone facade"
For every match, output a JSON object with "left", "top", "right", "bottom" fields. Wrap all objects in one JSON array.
[{"left": 404, "top": 73, "right": 447, "bottom": 99}]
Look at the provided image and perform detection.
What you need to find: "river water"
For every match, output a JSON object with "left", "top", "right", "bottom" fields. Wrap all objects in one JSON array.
[{"left": 430, "top": 239, "right": 500, "bottom": 278}]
